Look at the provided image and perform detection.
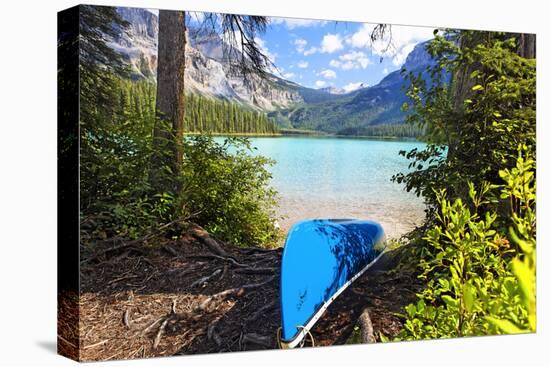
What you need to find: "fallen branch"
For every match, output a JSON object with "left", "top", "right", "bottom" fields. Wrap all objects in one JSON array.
[
  {"left": 153, "top": 318, "right": 169, "bottom": 349},
  {"left": 141, "top": 316, "right": 165, "bottom": 336},
  {"left": 123, "top": 309, "right": 131, "bottom": 328},
  {"left": 107, "top": 274, "right": 138, "bottom": 286},
  {"left": 83, "top": 339, "right": 108, "bottom": 350},
  {"left": 190, "top": 268, "right": 222, "bottom": 288},
  {"left": 357, "top": 308, "right": 376, "bottom": 344}
]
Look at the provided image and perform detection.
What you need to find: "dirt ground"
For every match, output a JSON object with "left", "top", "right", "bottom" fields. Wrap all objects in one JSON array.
[{"left": 58, "top": 227, "right": 422, "bottom": 361}]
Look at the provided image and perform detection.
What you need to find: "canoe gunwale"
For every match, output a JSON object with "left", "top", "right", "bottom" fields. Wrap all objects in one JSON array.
[{"left": 279, "top": 243, "right": 387, "bottom": 349}]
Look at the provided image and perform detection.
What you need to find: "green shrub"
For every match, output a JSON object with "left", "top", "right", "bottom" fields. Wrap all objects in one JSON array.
[
  {"left": 179, "top": 135, "right": 280, "bottom": 247},
  {"left": 80, "top": 75, "right": 280, "bottom": 247},
  {"left": 393, "top": 32, "right": 536, "bottom": 215},
  {"left": 396, "top": 153, "right": 535, "bottom": 340}
]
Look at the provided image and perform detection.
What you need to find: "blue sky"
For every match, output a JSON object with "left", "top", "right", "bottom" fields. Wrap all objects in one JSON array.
[
  {"left": 261, "top": 17, "right": 435, "bottom": 91},
  {"left": 150, "top": 9, "right": 435, "bottom": 91}
]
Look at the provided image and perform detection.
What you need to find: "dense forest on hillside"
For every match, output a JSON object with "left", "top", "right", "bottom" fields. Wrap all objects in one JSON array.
[
  {"left": 97, "top": 76, "right": 279, "bottom": 135},
  {"left": 338, "top": 123, "right": 424, "bottom": 138},
  {"left": 184, "top": 94, "right": 279, "bottom": 134},
  {"left": 273, "top": 96, "right": 407, "bottom": 135}
]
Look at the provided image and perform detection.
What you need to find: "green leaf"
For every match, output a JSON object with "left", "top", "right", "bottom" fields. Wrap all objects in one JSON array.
[
  {"left": 442, "top": 295, "right": 459, "bottom": 308},
  {"left": 512, "top": 257, "right": 534, "bottom": 306},
  {"left": 463, "top": 283, "right": 476, "bottom": 312},
  {"left": 486, "top": 317, "right": 525, "bottom": 334},
  {"left": 471, "top": 85, "right": 484, "bottom": 91}
]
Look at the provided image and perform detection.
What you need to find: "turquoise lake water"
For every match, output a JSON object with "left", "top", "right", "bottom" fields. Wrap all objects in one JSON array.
[{"left": 222, "top": 136, "right": 427, "bottom": 239}]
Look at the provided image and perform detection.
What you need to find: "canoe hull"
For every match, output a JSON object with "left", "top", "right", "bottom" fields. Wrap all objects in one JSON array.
[{"left": 279, "top": 219, "right": 386, "bottom": 348}]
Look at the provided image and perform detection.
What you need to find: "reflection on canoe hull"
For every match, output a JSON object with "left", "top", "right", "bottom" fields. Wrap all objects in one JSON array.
[{"left": 279, "top": 219, "right": 386, "bottom": 348}]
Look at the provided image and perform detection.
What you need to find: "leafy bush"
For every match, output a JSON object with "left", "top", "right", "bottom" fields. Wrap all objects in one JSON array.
[
  {"left": 80, "top": 75, "right": 280, "bottom": 247},
  {"left": 388, "top": 31, "right": 536, "bottom": 340},
  {"left": 393, "top": 32, "right": 536, "bottom": 214},
  {"left": 80, "top": 75, "right": 165, "bottom": 240},
  {"left": 397, "top": 153, "right": 535, "bottom": 340},
  {"left": 179, "top": 135, "right": 281, "bottom": 247}
]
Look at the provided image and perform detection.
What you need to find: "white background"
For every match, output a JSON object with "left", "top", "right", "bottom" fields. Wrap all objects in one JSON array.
[{"left": 0, "top": 0, "right": 547, "bottom": 365}]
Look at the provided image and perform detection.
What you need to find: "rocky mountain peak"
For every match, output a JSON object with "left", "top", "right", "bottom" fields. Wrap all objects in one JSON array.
[{"left": 109, "top": 7, "right": 302, "bottom": 110}]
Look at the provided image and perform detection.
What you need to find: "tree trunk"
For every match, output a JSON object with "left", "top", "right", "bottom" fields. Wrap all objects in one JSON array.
[
  {"left": 153, "top": 10, "right": 186, "bottom": 191},
  {"left": 517, "top": 33, "right": 536, "bottom": 59}
]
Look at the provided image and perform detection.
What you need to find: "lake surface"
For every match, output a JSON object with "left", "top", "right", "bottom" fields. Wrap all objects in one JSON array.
[{"left": 223, "top": 136, "right": 427, "bottom": 240}]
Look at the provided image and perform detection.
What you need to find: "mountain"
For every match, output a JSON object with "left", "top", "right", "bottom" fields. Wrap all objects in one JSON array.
[
  {"left": 319, "top": 86, "right": 346, "bottom": 95},
  {"left": 108, "top": 7, "right": 158, "bottom": 79},
  {"left": 108, "top": 8, "right": 303, "bottom": 111},
  {"left": 271, "top": 41, "right": 437, "bottom": 133},
  {"left": 107, "top": 7, "right": 437, "bottom": 134}
]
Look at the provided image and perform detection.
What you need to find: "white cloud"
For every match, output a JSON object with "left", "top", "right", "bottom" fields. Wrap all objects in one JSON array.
[
  {"left": 347, "top": 24, "right": 374, "bottom": 48},
  {"left": 283, "top": 72, "right": 296, "bottom": 79},
  {"left": 254, "top": 36, "right": 277, "bottom": 63},
  {"left": 270, "top": 17, "right": 328, "bottom": 29},
  {"left": 303, "top": 47, "right": 319, "bottom": 56},
  {"left": 294, "top": 38, "right": 308, "bottom": 53},
  {"left": 329, "top": 51, "right": 370, "bottom": 70},
  {"left": 319, "top": 69, "right": 337, "bottom": 79},
  {"left": 295, "top": 34, "right": 342, "bottom": 56},
  {"left": 390, "top": 42, "right": 416, "bottom": 66},
  {"left": 383, "top": 68, "right": 389, "bottom": 75},
  {"left": 321, "top": 33, "right": 344, "bottom": 53},
  {"left": 342, "top": 82, "right": 366, "bottom": 93},
  {"left": 315, "top": 80, "right": 327, "bottom": 88},
  {"left": 346, "top": 23, "right": 434, "bottom": 66},
  {"left": 297, "top": 60, "right": 309, "bottom": 68}
]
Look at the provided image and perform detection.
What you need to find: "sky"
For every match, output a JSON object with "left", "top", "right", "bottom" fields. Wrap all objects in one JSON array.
[
  {"left": 261, "top": 17, "right": 435, "bottom": 91},
  {"left": 149, "top": 9, "right": 435, "bottom": 92}
]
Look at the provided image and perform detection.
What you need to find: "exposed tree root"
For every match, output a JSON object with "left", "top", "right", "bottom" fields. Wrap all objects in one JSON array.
[{"left": 61, "top": 226, "right": 420, "bottom": 361}]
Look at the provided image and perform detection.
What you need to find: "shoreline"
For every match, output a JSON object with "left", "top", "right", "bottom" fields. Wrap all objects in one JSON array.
[
  {"left": 274, "top": 196, "right": 425, "bottom": 241},
  {"left": 185, "top": 131, "right": 420, "bottom": 141}
]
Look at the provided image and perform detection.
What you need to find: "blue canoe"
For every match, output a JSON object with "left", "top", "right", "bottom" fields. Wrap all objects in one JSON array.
[{"left": 279, "top": 219, "right": 386, "bottom": 348}]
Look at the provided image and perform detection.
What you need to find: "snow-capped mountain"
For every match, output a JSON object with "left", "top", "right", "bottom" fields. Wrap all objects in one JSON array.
[
  {"left": 108, "top": 8, "right": 302, "bottom": 111},
  {"left": 106, "top": 7, "right": 437, "bottom": 129}
]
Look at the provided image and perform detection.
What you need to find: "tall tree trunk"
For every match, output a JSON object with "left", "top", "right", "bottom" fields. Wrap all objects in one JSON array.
[
  {"left": 517, "top": 33, "right": 536, "bottom": 59},
  {"left": 153, "top": 10, "right": 186, "bottom": 192}
]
